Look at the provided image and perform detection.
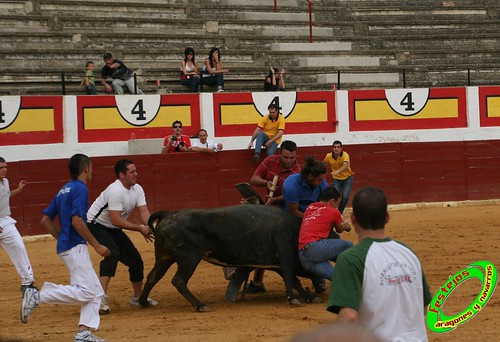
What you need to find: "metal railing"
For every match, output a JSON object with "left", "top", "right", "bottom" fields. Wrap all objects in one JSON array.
[
  {"left": 59, "top": 73, "right": 140, "bottom": 95},
  {"left": 273, "top": 0, "right": 315, "bottom": 42},
  {"left": 1, "top": 67, "right": 497, "bottom": 96}
]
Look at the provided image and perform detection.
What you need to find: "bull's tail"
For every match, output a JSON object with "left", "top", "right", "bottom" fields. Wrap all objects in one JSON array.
[{"left": 148, "top": 210, "right": 170, "bottom": 233}]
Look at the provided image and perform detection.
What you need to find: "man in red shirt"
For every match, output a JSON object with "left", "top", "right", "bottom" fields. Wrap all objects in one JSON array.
[
  {"left": 240, "top": 140, "right": 301, "bottom": 293},
  {"left": 161, "top": 120, "right": 192, "bottom": 153},
  {"left": 298, "top": 187, "right": 353, "bottom": 281},
  {"left": 250, "top": 140, "right": 300, "bottom": 207}
]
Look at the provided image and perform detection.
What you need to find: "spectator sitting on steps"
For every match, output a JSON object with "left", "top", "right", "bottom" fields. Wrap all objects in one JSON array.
[
  {"left": 80, "top": 61, "right": 97, "bottom": 95},
  {"left": 100, "top": 52, "right": 142, "bottom": 95},
  {"left": 202, "top": 47, "right": 228, "bottom": 93},
  {"left": 180, "top": 47, "right": 200, "bottom": 93},
  {"left": 264, "top": 66, "right": 286, "bottom": 92}
]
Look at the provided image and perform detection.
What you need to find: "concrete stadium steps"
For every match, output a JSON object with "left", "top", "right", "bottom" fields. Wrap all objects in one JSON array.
[
  {"left": 39, "top": 1, "right": 187, "bottom": 19},
  {"left": 404, "top": 69, "right": 500, "bottom": 88},
  {"left": 317, "top": 72, "right": 400, "bottom": 85},
  {"left": 405, "top": 52, "right": 500, "bottom": 69},
  {"left": 332, "top": 0, "right": 494, "bottom": 8},
  {"left": 364, "top": 21, "right": 499, "bottom": 36},
  {"left": 351, "top": 7, "right": 489, "bottom": 16},
  {"left": 371, "top": 33, "right": 499, "bottom": 51},
  {"left": 0, "top": 13, "right": 345, "bottom": 39},
  {"left": 346, "top": 5, "right": 497, "bottom": 20},
  {"left": 0, "top": 15, "right": 49, "bottom": 32},
  {"left": 297, "top": 55, "right": 383, "bottom": 68},
  {"left": 0, "top": 0, "right": 498, "bottom": 93},
  {"left": 235, "top": 12, "right": 313, "bottom": 22},
  {"left": 219, "top": 0, "right": 302, "bottom": 6},
  {"left": 271, "top": 42, "right": 352, "bottom": 52}
]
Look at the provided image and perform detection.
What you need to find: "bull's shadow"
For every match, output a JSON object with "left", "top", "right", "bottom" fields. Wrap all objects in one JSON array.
[{"left": 139, "top": 205, "right": 321, "bottom": 312}]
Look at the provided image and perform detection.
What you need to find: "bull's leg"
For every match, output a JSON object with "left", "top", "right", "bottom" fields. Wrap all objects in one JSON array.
[
  {"left": 139, "top": 256, "right": 174, "bottom": 308},
  {"left": 291, "top": 276, "right": 322, "bottom": 304},
  {"left": 273, "top": 265, "right": 303, "bottom": 306},
  {"left": 272, "top": 269, "right": 301, "bottom": 306},
  {"left": 171, "top": 257, "right": 211, "bottom": 312}
]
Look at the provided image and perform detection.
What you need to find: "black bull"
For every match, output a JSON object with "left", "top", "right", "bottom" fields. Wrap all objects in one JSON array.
[{"left": 139, "top": 204, "right": 321, "bottom": 311}]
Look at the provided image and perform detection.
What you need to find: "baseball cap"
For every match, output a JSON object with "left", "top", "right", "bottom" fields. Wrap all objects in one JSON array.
[{"left": 103, "top": 52, "right": 113, "bottom": 58}]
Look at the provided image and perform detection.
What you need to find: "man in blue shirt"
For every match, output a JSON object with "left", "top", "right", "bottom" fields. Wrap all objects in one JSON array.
[
  {"left": 283, "top": 156, "right": 329, "bottom": 219},
  {"left": 21, "top": 154, "right": 110, "bottom": 342}
]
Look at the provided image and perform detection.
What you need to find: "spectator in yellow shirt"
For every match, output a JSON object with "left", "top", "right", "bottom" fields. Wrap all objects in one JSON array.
[
  {"left": 324, "top": 141, "right": 354, "bottom": 214},
  {"left": 247, "top": 104, "right": 285, "bottom": 163}
]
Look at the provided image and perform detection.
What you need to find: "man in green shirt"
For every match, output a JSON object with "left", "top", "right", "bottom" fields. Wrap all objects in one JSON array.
[{"left": 327, "top": 186, "right": 432, "bottom": 342}]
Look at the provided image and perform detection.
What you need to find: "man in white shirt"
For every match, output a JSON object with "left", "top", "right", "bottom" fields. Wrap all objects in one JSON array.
[
  {"left": 190, "top": 129, "right": 223, "bottom": 153},
  {"left": 0, "top": 157, "right": 36, "bottom": 299},
  {"left": 87, "top": 159, "right": 157, "bottom": 314}
]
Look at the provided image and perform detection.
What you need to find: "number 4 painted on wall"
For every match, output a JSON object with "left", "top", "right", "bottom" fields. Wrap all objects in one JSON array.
[
  {"left": 269, "top": 96, "right": 283, "bottom": 114},
  {"left": 385, "top": 88, "right": 430, "bottom": 116},
  {"left": 400, "top": 92, "right": 415, "bottom": 111},
  {"left": 115, "top": 95, "right": 161, "bottom": 126},
  {"left": 131, "top": 99, "right": 147, "bottom": 121}
]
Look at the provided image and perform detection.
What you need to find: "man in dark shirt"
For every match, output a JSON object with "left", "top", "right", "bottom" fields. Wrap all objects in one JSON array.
[{"left": 100, "top": 52, "right": 142, "bottom": 95}]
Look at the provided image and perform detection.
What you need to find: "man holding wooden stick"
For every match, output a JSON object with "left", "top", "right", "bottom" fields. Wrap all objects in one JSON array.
[
  {"left": 250, "top": 140, "right": 300, "bottom": 207},
  {"left": 245, "top": 140, "right": 301, "bottom": 293}
]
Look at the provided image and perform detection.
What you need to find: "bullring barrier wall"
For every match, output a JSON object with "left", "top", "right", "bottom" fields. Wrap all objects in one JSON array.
[{"left": 2, "top": 87, "right": 499, "bottom": 235}]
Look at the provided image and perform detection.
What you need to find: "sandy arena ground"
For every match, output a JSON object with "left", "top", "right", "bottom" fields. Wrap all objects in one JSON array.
[{"left": 1, "top": 201, "right": 499, "bottom": 341}]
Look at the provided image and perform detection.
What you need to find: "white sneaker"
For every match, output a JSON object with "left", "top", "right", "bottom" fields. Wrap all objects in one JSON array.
[
  {"left": 21, "top": 287, "right": 40, "bottom": 323},
  {"left": 130, "top": 296, "right": 158, "bottom": 307},
  {"left": 216, "top": 86, "right": 224, "bottom": 93},
  {"left": 99, "top": 295, "right": 110, "bottom": 315},
  {"left": 74, "top": 330, "right": 106, "bottom": 342}
]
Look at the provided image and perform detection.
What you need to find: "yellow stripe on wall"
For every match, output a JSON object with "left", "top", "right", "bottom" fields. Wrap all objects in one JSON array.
[
  {"left": 221, "top": 102, "right": 328, "bottom": 125},
  {"left": 83, "top": 106, "right": 192, "bottom": 129},
  {"left": 286, "top": 103, "right": 328, "bottom": 123},
  {"left": 221, "top": 104, "right": 260, "bottom": 125},
  {"left": 487, "top": 97, "right": 500, "bottom": 117},
  {"left": 1, "top": 109, "right": 55, "bottom": 132},
  {"left": 355, "top": 99, "right": 459, "bottom": 120}
]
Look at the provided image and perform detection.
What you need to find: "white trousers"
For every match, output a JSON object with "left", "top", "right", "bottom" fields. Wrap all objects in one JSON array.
[
  {"left": 40, "top": 244, "right": 104, "bottom": 330},
  {"left": 112, "top": 77, "right": 142, "bottom": 95},
  {"left": 0, "top": 216, "right": 35, "bottom": 286}
]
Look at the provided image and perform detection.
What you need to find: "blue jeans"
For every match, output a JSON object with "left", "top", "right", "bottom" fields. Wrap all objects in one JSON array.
[
  {"left": 202, "top": 74, "right": 224, "bottom": 89},
  {"left": 299, "top": 239, "right": 353, "bottom": 280},
  {"left": 180, "top": 76, "right": 200, "bottom": 92},
  {"left": 333, "top": 176, "right": 354, "bottom": 214},
  {"left": 85, "top": 84, "right": 97, "bottom": 95},
  {"left": 254, "top": 131, "right": 278, "bottom": 156}
]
